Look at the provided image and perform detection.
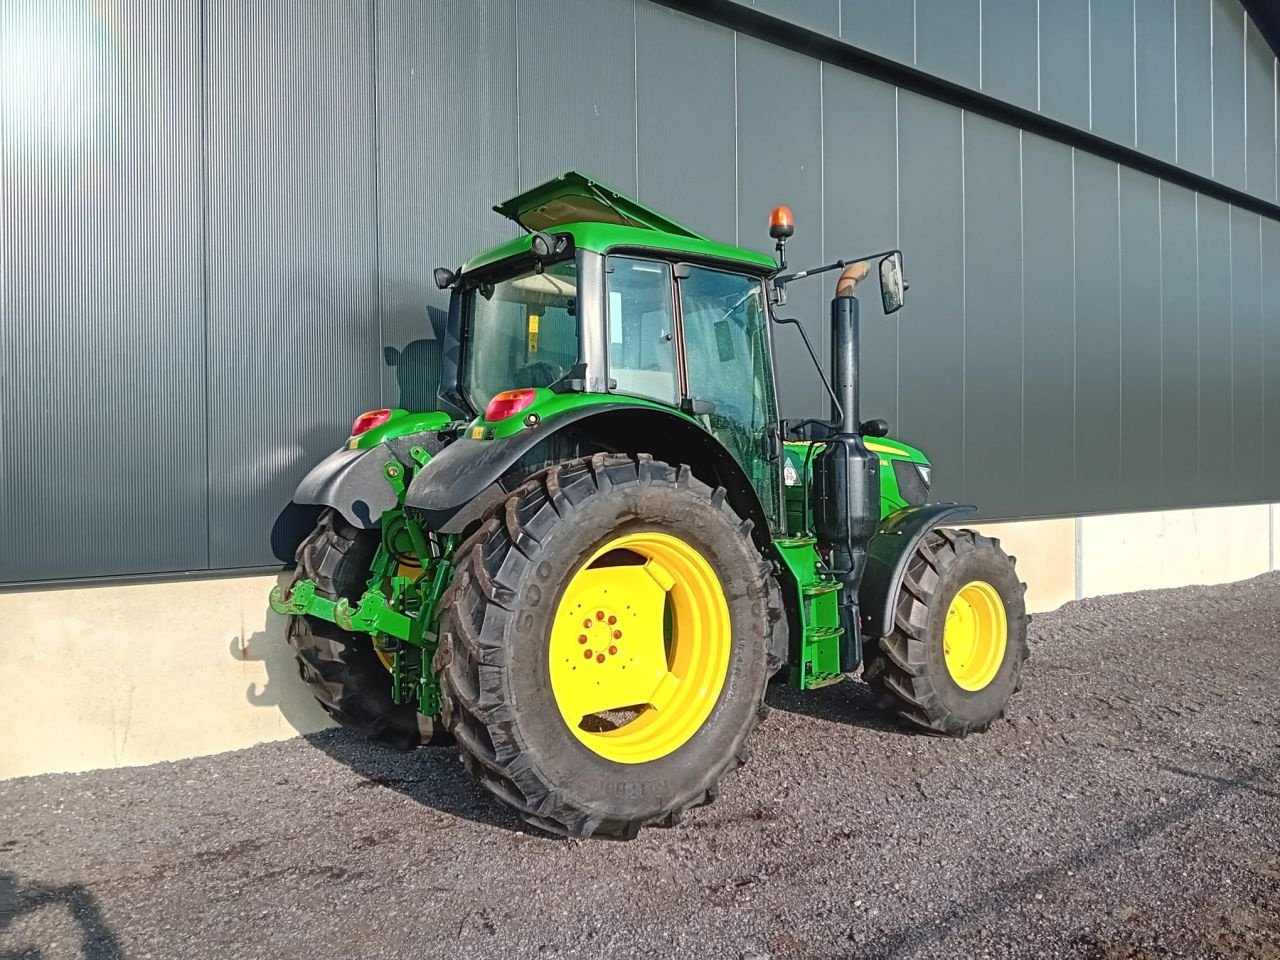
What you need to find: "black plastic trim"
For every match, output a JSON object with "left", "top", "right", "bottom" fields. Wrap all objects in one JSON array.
[{"left": 292, "top": 445, "right": 397, "bottom": 530}]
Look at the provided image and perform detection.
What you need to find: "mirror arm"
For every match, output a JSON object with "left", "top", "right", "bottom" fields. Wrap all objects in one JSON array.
[
  {"left": 774, "top": 249, "right": 902, "bottom": 293},
  {"left": 771, "top": 313, "right": 844, "bottom": 427}
]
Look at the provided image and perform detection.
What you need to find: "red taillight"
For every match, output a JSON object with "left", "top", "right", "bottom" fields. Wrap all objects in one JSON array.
[
  {"left": 351, "top": 408, "right": 392, "bottom": 436},
  {"left": 484, "top": 388, "right": 538, "bottom": 422}
]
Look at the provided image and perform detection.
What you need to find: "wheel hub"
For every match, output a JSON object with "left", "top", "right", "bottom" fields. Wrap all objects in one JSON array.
[
  {"left": 548, "top": 532, "right": 731, "bottom": 764},
  {"left": 942, "top": 579, "right": 1008, "bottom": 692}
]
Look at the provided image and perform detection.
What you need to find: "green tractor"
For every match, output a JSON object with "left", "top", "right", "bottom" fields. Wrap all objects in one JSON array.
[{"left": 271, "top": 172, "right": 1028, "bottom": 839}]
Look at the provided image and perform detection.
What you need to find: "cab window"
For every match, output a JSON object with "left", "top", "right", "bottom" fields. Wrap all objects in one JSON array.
[{"left": 605, "top": 256, "right": 678, "bottom": 404}]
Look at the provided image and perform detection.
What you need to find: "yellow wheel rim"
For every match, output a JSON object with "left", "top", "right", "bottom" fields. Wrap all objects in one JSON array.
[
  {"left": 943, "top": 580, "right": 1008, "bottom": 691},
  {"left": 548, "top": 532, "right": 732, "bottom": 765}
]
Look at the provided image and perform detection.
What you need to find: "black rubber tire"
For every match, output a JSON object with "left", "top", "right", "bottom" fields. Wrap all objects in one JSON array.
[
  {"left": 863, "top": 527, "right": 1028, "bottom": 735},
  {"left": 285, "top": 509, "right": 435, "bottom": 749},
  {"left": 434, "top": 453, "right": 777, "bottom": 839}
]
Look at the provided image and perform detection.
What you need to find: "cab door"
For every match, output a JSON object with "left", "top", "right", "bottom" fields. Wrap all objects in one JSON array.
[{"left": 675, "top": 264, "right": 782, "bottom": 528}]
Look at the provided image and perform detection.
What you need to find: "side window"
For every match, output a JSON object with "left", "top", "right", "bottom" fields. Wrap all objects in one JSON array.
[
  {"left": 605, "top": 256, "right": 678, "bottom": 404},
  {"left": 679, "top": 265, "right": 780, "bottom": 521}
]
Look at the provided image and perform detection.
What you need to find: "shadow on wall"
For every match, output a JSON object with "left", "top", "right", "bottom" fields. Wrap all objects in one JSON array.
[
  {"left": 0, "top": 870, "right": 123, "bottom": 959},
  {"left": 267, "top": 309, "right": 446, "bottom": 566},
  {"left": 383, "top": 304, "right": 446, "bottom": 412},
  {"left": 231, "top": 572, "right": 334, "bottom": 737}
]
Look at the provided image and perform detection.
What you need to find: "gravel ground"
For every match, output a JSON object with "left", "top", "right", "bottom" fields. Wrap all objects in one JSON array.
[{"left": 3, "top": 573, "right": 1279, "bottom": 960}]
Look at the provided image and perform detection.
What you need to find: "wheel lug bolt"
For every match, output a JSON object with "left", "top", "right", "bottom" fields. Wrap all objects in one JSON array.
[
  {"left": 583, "top": 619, "right": 592, "bottom": 629},
  {"left": 596, "top": 653, "right": 605, "bottom": 663},
  {"left": 607, "top": 615, "right": 617, "bottom": 625},
  {"left": 578, "top": 634, "right": 588, "bottom": 644},
  {"left": 595, "top": 610, "right": 605, "bottom": 621},
  {"left": 612, "top": 630, "right": 622, "bottom": 639},
  {"left": 584, "top": 649, "right": 593, "bottom": 659},
  {"left": 608, "top": 645, "right": 618, "bottom": 655}
]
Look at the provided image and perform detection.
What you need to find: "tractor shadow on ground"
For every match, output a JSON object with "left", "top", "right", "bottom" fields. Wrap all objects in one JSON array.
[
  {"left": 239, "top": 603, "right": 533, "bottom": 836},
  {"left": 0, "top": 870, "right": 123, "bottom": 959},
  {"left": 765, "top": 674, "right": 919, "bottom": 737},
  {"left": 299, "top": 728, "right": 534, "bottom": 836}
]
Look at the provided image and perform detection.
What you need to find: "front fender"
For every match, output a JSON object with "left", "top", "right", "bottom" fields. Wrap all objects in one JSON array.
[
  {"left": 293, "top": 445, "right": 397, "bottom": 529},
  {"left": 858, "top": 503, "right": 977, "bottom": 638}
]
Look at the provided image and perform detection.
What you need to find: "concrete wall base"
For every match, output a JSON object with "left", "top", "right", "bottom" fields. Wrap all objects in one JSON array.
[{"left": 4, "top": 503, "right": 1276, "bottom": 780}]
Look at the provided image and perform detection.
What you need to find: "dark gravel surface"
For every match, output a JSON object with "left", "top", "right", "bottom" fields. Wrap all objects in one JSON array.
[{"left": 3, "top": 574, "right": 1280, "bottom": 960}]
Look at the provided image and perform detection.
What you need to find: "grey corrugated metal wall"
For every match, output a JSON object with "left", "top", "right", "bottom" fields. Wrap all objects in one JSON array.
[{"left": 1, "top": 0, "right": 1278, "bottom": 584}]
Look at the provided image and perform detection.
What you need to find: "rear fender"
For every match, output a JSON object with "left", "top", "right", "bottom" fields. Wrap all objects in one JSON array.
[
  {"left": 405, "top": 405, "right": 771, "bottom": 547},
  {"left": 858, "top": 503, "right": 977, "bottom": 638},
  {"left": 293, "top": 445, "right": 398, "bottom": 529}
]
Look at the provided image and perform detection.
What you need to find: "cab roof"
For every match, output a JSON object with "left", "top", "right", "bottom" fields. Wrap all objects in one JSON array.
[{"left": 461, "top": 171, "right": 778, "bottom": 276}]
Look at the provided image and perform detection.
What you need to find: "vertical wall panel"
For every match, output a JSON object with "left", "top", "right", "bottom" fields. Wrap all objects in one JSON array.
[
  {"left": 1196, "top": 197, "right": 1233, "bottom": 492},
  {"left": 1118, "top": 169, "right": 1164, "bottom": 509},
  {"left": 1229, "top": 206, "right": 1264, "bottom": 500},
  {"left": 897, "top": 93, "right": 965, "bottom": 501},
  {"left": 0, "top": 0, "right": 207, "bottom": 582},
  {"left": 839, "top": 0, "right": 913, "bottom": 64},
  {"left": 1040, "top": 0, "right": 1091, "bottom": 130},
  {"left": 516, "top": 0, "right": 636, "bottom": 193},
  {"left": 822, "top": 71, "right": 899, "bottom": 427},
  {"left": 737, "top": 37, "right": 824, "bottom": 418},
  {"left": 1021, "top": 136, "right": 1077, "bottom": 518},
  {"left": 1263, "top": 218, "right": 1280, "bottom": 491},
  {"left": 1211, "top": 0, "right": 1246, "bottom": 189},
  {"left": 636, "top": 4, "right": 737, "bottom": 242},
  {"left": 1090, "top": 0, "right": 1137, "bottom": 147},
  {"left": 914, "top": 0, "right": 980, "bottom": 90},
  {"left": 1245, "top": 15, "right": 1277, "bottom": 202},
  {"left": 4, "top": 0, "right": 1280, "bottom": 584},
  {"left": 375, "top": 0, "right": 519, "bottom": 413},
  {"left": 1176, "top": 0, "right": 1214, "bottom": 176},
  {"left": 981, "top": 0, "right": 1038, "bottom": 111},
  {"left": 205, "top": 0, "right": 380, "bottom": 567},
  {"left": 1136, "top": 0, "right": 1178, "bottom": 163},
  {"left": 1073, "top": 153, "right": 1122, "bottom": 513},
  {"left": 1158, "top": 182, "right": 1200, "bottom": 507},
  {"left": 962, "top": 115, "right": 1024, "bottom": 512}
]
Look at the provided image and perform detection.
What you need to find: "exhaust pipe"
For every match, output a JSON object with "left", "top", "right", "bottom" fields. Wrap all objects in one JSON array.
[{"left": 810, "top": 272, "right": 881, "bottom": 671}]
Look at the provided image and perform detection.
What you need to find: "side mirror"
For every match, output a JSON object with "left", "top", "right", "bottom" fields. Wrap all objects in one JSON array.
[{"left": 879, "top": 251, "right": 906, "bottom": 314}]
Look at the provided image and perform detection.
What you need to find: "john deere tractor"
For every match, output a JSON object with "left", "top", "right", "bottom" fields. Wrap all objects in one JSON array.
[{"left": 271, "top": 172, "right": 1028, "bottom": 838}]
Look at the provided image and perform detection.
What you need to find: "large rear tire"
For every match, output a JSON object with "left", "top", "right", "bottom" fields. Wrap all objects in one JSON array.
[
  {"left": 434, "top": 454, "right": 777, "bottom": 839},
  {"left": 286, "top": 509, "right": 435, "bottom": 749},
  {"left": 863, "top": 528, "right": 1028, "bottom": 735}
]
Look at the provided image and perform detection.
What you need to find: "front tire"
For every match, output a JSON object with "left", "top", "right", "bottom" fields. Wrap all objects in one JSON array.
[
  {"left": 863, "top": 528, "right": 1028, "bottom": 735},
  {"left": 434, "top": 454, "right": 777, "bottom": 839}
]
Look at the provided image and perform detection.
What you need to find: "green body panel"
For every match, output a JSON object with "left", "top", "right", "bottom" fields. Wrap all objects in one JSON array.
[
  {"left": 350, "top": 409, "right": 452, "bottom": 450},
  {"left": 462, "top": 220, "right": 777, "bottom": 276},
  {"left": 772, "top": 537, "right": 844, "bottom": 690},
  {"left": 782, "top": 436, "right": 929, "bottom": 532}
]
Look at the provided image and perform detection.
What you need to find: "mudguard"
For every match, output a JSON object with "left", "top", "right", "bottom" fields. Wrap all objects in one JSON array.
[
  {"left": 403, "top": 402, "right": 650, "bottom": 533},
  {"left": 858, "top": 502, "right": 978, "bottom": 638},
  {"left": 293, "top": 445, "right": 397, "bottom": 529}
]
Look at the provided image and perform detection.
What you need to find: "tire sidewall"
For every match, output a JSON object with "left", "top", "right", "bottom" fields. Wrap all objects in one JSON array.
[
  {"left": 921, "top": 544, "right": 1026, "bottom": 724},
  {"left": 498, "top": 477, "right": 770, "bottom": 821}
]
